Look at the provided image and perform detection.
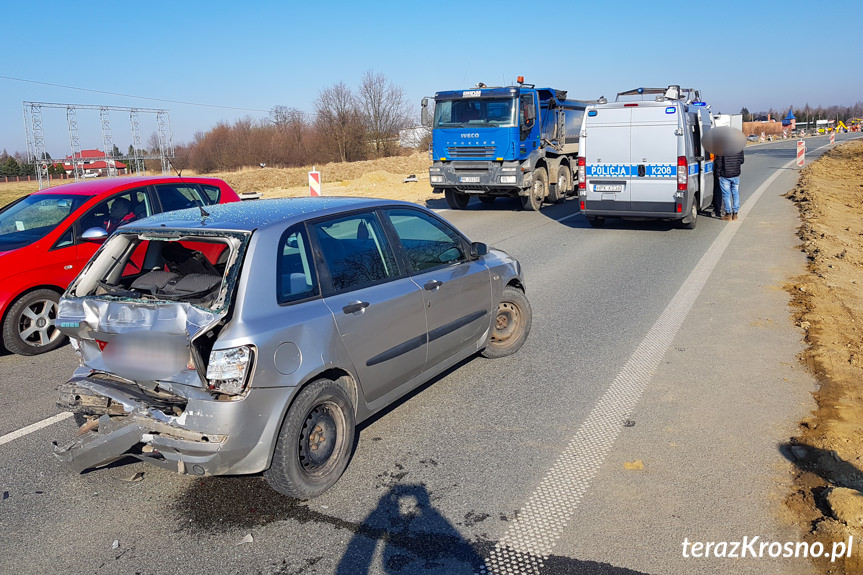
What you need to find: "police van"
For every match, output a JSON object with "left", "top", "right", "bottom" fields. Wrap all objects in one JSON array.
[{"left": 576, "top": 86, "right": 715, "bottom": 228}]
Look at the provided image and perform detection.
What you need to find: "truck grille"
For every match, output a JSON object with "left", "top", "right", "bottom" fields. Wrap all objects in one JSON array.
[{"left": 447, "top": 146, "right": 496, "bottom": 158}]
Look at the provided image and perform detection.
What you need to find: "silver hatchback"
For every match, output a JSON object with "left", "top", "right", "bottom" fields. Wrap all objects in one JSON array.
[{"left": 53, "top": 197, "right": 531, "bottom": 499}]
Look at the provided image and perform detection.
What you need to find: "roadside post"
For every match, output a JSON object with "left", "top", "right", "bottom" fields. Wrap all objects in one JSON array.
[
  {"left": 830, "top": 132, "right": 836, "bottom": 145},
  {"left": 797, "top": 140, "right": 806, "bottom": 167},
  {"left": 309, "top": 167, "right": 321, "bottom": 196}
]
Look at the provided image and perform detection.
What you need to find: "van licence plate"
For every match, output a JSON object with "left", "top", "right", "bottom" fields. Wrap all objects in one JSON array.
[
  {"left": 459, "top": 176, "right": 480, "bottom": 183},
  {"left": 594, "top": 184, "right": 624, "bottom": 192}
]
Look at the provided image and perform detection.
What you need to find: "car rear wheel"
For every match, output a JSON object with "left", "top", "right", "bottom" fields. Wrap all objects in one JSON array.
[
  {"left": 482, "top": 285, "right": 532, "bottom": 358},
  {"left": 265, "top": 377, "right": 355, "bottom": 500},
  {"left": 521, "top": 168, "right": 547, "bottom": 211},
  {"left": 444, "top": 189, "right": 470, "bottom": 210},
  {"left": 2, "top": 289, "right": 66, "bottom": 356}
]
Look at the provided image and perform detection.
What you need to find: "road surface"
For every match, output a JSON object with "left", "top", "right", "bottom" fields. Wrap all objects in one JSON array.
[{"left": 1, "top": 134, "right": 858, "bottom": 575}]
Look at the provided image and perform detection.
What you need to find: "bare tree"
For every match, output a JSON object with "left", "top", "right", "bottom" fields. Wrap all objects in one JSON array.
[
  {"left": 313, "top": 82, "right": 367, "bottom": 162},
  {"left": 357, "top": 70, "right": 413, "bottom": 157}
]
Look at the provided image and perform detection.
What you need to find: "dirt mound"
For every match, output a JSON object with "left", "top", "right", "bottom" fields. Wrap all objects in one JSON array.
[
  {"left": 206, "top": 151, "right": 436, "bottom": 205},
  {"left": 784, "top": 139, "right": 863, "bottom": 574}
]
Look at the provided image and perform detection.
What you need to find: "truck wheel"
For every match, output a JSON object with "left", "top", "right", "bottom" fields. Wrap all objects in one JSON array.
[
  {"left": 479, "top": 195, "right": 496, "bottom": 204},
  {"left": 586, "top": 216, "right": 605, "bottom": 228},
  {"left": 265, "top": 377, "right": 356, "bottom": 500},
  {"left": 482, "top": 285, "right": 532, "bottom": 358},
  {"left": 679, "top": 197, "right": 698, "bottom": 229},
  {"left": 521, "top": 168, "right": 547, "bottom": 211},
  {"left": 2, "top": 289, "right": 66, "bottom": 356},
  {"left": 549, "top": 165, "right": 571, "bottom": 204},
  {"left": 444, "top": 189, "right": 470, "bottom": 210}
]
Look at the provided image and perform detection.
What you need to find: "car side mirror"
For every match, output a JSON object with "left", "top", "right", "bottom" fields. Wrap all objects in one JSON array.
[
  {"left": 81, "top": 227, "right": 109, "bottom": 242},
  {"left": 470, "top": 242, "right": 488, "bottom": 258}
]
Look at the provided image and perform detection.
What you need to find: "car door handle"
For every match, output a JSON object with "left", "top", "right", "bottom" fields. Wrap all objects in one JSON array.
[
  {"left": 424, "top": 280, "right": 443, "bottom": 291},
  {"left": 342, "top": 301, "right": 369, "bottom": 314}
]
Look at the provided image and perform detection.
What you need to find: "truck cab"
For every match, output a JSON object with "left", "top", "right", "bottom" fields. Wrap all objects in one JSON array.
[{"left": 577, "top": 86, "right": 715, "bottom": 228}]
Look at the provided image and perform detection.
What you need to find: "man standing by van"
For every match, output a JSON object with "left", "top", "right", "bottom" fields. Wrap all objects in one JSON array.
[{"left": 715, "top": 150, "right": 745, "bottom": 221}]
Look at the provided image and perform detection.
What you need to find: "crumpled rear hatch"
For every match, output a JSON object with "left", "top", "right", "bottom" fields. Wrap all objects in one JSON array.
[{"left": 58, "top": 228, "right": 249, "bottom": 388}]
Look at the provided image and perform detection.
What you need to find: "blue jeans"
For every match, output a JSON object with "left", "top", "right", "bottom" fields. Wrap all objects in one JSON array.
[{"left": 719, "top": 176, "right": 740, "bottom": 214}]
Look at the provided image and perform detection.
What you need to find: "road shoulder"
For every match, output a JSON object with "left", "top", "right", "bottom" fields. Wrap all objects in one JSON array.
[{"left": 551, "top": 163, "right": 817, "bottom": 574}]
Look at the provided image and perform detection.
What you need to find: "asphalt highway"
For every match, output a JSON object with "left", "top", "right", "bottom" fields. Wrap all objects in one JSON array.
[{"left": 1, "top": 134, "right": 858, "bottom": 575}]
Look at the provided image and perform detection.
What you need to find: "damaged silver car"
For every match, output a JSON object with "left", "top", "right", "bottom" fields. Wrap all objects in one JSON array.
[{"left": 54, "top": 197, "right": 531, "bottom": 499}]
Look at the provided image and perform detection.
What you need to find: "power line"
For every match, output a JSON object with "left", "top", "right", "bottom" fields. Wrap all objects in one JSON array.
[{"left": 0, "top": 74, "right": 270, "bottom": 113}]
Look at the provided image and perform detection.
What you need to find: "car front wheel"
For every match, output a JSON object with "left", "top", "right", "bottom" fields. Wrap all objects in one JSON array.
[
  {"left": 2, "top": 289, "right": 66, "bottom": 356},
  {"left": 482, "top": 285, "right": 532, "bottom": 358},
  {"left": 265, "top": 377, "right": 356, "bottom": 500}
]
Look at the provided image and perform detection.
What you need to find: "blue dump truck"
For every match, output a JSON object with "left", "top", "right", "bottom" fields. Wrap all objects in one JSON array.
[{"left": 422, "top": 78, "right": 591, "bottom": 211}]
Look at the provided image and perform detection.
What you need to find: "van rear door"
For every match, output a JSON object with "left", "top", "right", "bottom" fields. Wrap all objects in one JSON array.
[
  {"left": 696, "top": 107, "right": 715, "bottom": 210},
  {"left": 583, "top": 107, "right": 632, "bottom": 210},
  {"left": 629, "top": 104, "right": 680, "bottom": 213}
]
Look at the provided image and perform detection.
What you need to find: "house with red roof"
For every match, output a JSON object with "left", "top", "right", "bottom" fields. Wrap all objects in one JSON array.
[{"left": 56, "top": 149, "right": 127, "bottom": 177}]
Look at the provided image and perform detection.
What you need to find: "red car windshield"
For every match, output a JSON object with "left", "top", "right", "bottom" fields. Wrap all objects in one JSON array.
[{"left": 0, "top": 193, "right": 93, "bottom": 251}]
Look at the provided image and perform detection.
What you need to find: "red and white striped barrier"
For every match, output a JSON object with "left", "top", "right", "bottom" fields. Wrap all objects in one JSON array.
[
  {"left": 797, "top": 140, "right": 805, "bottom": 167},
  {"left": 830, "top": 132, "right": 836, "bottom": 145},
  {"left": 309, "top": 167, "right": 321, "bottom": 196}
]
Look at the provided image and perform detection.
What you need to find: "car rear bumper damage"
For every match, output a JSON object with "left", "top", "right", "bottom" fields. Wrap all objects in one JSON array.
[{"left": 54, "top": 374, "right": 291, "bottom": 476}]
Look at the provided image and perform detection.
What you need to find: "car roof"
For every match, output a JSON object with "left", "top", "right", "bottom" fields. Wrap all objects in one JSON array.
[
  {"left": 122, "top": 197, "right": 424, "bottom": 233},
  {"left": 30, "top": 176, "right": 229, "bottom": 197}
]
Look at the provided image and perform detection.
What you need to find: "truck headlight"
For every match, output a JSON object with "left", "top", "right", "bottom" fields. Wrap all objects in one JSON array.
[
  {"left": 500, "top": 175, "right": 517, "bottom": 184},
  {"left": 430, "top": 175, "right": 444, "bottom": 184},
  {"left": 206, "top": 346, "right": 253, "bottom": 395}
]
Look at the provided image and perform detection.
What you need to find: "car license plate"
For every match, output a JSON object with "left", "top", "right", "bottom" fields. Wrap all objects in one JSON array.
[
  {"left": 459, "top": 176, "right": 480, "bottom": 183},
  {"left": 594, "top": 184, "right": 623, "bottom": 192}
]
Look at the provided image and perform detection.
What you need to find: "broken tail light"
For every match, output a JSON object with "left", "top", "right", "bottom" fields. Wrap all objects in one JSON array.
[{"left": 206, "top": 345, "right": 253, "bottom": 395}]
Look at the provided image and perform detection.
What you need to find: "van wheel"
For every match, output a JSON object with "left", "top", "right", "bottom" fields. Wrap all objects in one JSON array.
[
  {"left": 521, "top": 168, "right": 547, "bottom": 211},
  {"left": 586, "top": 216, "right": 605, "bottom": 228},
  {"left": 482, "top": 286, "right": 532, "bottom": 358},
  {"left": 265, "top": 378, "right": 356, "bottom": 500},
  {"left": 549, "top": 165, "right": 570, "bottom": 204},
  {"left": 679, "top": 198, "right": 697, "bottom": 229},
  {"left": 444, "top": 189, "right": 470, "bottom": 210},
  {"left": 2, "top": 289, "right": 66, "bottom": 356}
]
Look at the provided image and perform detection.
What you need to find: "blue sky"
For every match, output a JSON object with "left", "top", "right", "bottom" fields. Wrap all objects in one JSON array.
[{"left": 1, "top": 0, "right": 859, "bottom": 157}]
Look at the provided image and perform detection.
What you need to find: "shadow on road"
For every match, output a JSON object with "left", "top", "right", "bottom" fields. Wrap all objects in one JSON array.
[
  {"left": 174, "top": 476, "right": 655, "bottom": 574},
  {"left": 335, "top": 483, "right": 484, "bottom": 574},
  {"left": 780, "top": 441, "right": 863, "bottom": 490}
]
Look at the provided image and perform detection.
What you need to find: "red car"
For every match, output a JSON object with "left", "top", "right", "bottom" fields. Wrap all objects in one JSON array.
[{"left": 0, "top": 176, "right": 241, "bottom": 356}]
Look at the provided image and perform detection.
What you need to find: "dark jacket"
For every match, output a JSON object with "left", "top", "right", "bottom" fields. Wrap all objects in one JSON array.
[{"left": 715, "top": 151, "right": 745, "bottom": 178}]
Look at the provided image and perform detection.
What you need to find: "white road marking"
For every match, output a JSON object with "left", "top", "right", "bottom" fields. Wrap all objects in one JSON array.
[
  {"left": 0, "top": 412, "right": 73, "bottom": 448},
  {"left": 479, "top": 157, "right": 797, "bottom": 574}
]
